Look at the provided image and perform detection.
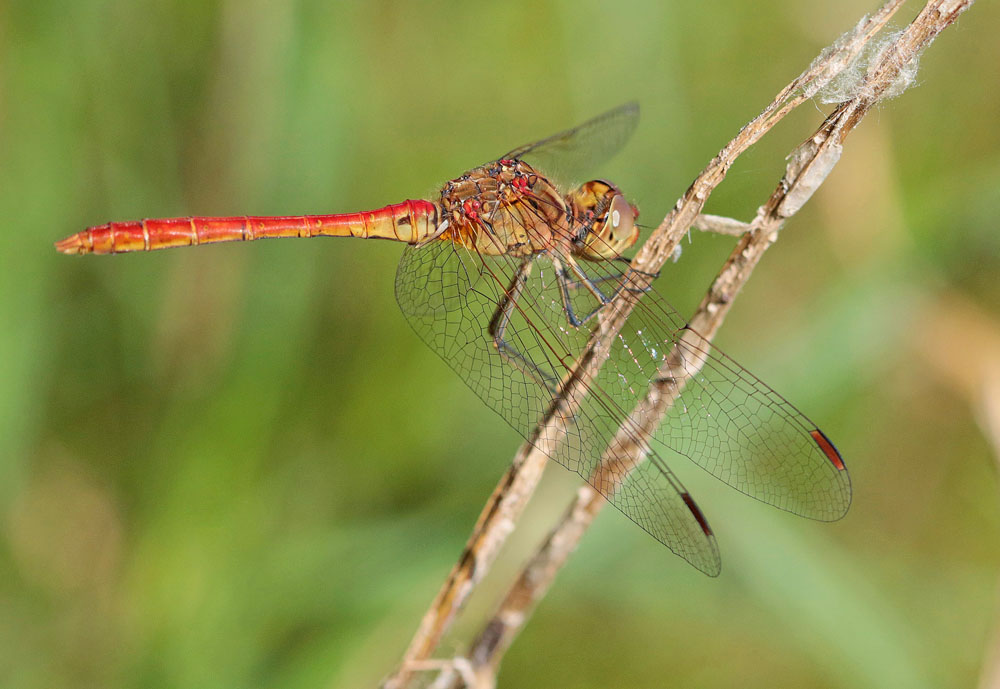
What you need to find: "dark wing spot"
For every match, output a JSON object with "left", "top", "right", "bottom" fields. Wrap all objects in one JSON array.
[
  {"left": 810, "top": 429, "right": 846, "bottom": 471},
  {"left": 681, "top": 492, "right": 713, "bottom": 537}
]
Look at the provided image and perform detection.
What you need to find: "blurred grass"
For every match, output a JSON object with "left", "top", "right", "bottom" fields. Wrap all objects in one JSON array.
[{"left": 2, "top": 1, "right": 999, "bottom": 688}]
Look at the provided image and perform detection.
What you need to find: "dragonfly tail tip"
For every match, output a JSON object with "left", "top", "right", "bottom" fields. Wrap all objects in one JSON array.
[{"left": 54, "top": 234, "right": 85, "bottom": 255}]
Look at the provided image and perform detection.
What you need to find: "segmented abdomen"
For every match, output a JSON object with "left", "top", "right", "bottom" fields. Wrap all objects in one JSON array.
[{"left": 55, "top": 200, "right": 440, "bottom": 254}]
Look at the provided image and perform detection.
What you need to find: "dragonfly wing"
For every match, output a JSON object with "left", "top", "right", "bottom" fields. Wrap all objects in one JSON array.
[
  {"left": 396, "top": 242, "right": 567, "bottom": 437},
  {"left": 502, "top": 102, "right": 640, "bottom": 186},
  {"left": 589, "top": 272, "right": 852, "bottom": 521},
  {"left": 395, "top": 241, "right": 721, "bottom": 575}
]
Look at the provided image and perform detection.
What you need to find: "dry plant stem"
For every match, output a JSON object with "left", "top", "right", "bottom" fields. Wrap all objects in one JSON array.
[
  {"left": 383, "top": 2, "right": 914, "bottom": 688},
  {"left": 692, "top": 214, "right": 751, "bottom": 236},
  {"left": 457, "top": 0, "right": 973, "bottom": 683}
]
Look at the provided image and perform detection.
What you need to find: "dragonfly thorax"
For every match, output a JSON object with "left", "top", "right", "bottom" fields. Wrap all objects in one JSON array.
[{"left": 437, "top": 160, "right": 571, "bottom": 257}]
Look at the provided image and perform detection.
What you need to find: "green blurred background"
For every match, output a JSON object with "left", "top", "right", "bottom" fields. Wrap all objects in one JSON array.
[{"left": 3, "top": 1, "right": 999, "bottom": 687}]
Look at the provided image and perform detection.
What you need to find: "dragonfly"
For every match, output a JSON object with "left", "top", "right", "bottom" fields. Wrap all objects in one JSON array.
[{"left": 55, "top": 103, "right": 850, "bottom": 575}]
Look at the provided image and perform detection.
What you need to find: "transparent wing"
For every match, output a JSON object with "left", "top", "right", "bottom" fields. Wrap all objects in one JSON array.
[
  {"left": 502, "top": 102, "right": 640, "bottom": 185},
  {"left": 572, "top": 260, "right": 852, "bottom": 521},
  {"left": 395, "top": 240, "right": 721, "bottom": 575}
]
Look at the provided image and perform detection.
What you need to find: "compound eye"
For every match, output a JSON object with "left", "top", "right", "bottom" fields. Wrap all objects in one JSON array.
[
  {"left": 579, "top": 194, "right": 638, "bottom": 260},
  {"left": 604, "top": 194, "right": 636, "bottom": 248}
]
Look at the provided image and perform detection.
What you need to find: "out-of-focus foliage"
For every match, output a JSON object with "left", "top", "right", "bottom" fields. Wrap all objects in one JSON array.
[{"left": 2, "top": 1, "right": 999, "bottom": 688}]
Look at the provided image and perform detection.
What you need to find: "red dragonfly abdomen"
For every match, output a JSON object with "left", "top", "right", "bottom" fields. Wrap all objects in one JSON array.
[{"left": 55, "top": 200, "right": 440, "bottom": 255}]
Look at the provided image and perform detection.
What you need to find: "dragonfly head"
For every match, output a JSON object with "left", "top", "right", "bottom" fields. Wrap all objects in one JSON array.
[{"left": 568, "top": 180, "right": 640, "bottom": 261}]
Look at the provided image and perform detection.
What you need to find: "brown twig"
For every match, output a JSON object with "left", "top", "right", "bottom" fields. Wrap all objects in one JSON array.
[
  {"left": 691, "top": 214, "right": 752, "bottom": 236},
  {"left": 382, "top": 0, "right": 978, "bottom": 686}
]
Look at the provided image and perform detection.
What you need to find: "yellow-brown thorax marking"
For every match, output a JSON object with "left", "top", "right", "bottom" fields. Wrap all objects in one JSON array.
[{"left": 438, "top": 160, "right": 571, "bottom": 258}]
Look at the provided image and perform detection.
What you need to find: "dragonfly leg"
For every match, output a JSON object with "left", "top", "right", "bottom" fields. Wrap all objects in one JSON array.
[
  {"left": 554, "top": 260, "right": 605, "bottom": 327},
  {"left": 559, "top": 271, "right": 622, "bottom": 293},
  {"left": 613, "top": 256, "right": 660, "bottom": 288},
  {"left": 565, "top": 257, "right": 658, "bottom": 294},
  {"left": 554, "top": 255, "right": 635, "bottom": 326},
  {"left": 488, "top": 260, "right": 561, "bottom": 394},
  {"left": 555, "top": 255, "right": 661, "bottom": 328}
]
